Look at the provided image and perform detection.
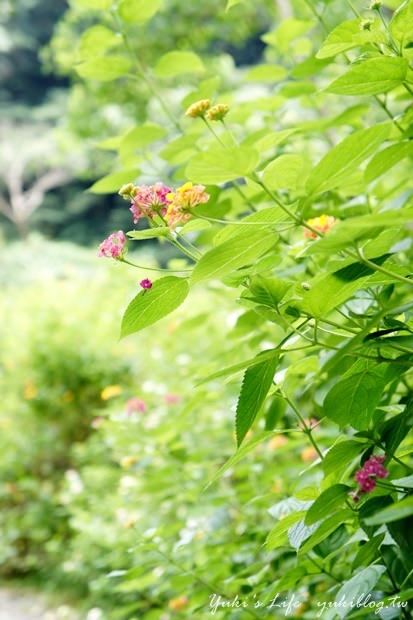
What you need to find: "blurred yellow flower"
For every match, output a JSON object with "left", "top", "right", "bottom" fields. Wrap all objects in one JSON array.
[
  {"left": 101, "top": 385, "right": 123, "bottom": 401},
  {"left": 169, "top": 596, "right": 189, "bottom": 611},
  {"left": 24, "top": 380, "right": 38, "bottom": 400},
  {"left": 304, "top": 214, "right": 336, "bottom": 239},
  {"left": 120, "top": 455, "right": 138, "bottom": 469},
  {"left": 185, "top": 98, "right": 210, "bottom": 118}
]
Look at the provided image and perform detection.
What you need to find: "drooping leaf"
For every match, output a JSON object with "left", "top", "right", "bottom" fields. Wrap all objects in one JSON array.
[
  {"left": 325, "top": 57, "right": 408, "bottom": 96},
  {"left": 235, "top": 353, "right": 279, "bottom": 445},
  {"left": 120, "top": 277, "right": 189, "bottom": 338},
  {"left": 186, "top": 145, "right": 259, "bottom": 185},
  {"left": 155, "top": 51, "right": 205, "bottom": 78},
  {"left": 306, "top": 123, "right": 390, "bottom": 195},
  {"left": 334, "top": 566, "right": 386, "bottom": 618},
  {"left": 191, "top": 228, "right": 276, "bottom": 284},
  {"left": 299, "top": 509, "right": 354, "bottom": 554}
]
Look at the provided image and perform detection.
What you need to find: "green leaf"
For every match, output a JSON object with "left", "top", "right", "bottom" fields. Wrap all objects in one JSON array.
[
  {"left": 88, "top": 169, "right": 140, "bottom": 194},
  {"left": 76, "top": 56, "right": 131, "bottom": 81},
  {"left": 262, "top": 154, "right": 304, "bottom": 191},
  {"left": 324, "top": 363, "right": 388, "bottom": 430},
  {"left": 390, "top": 0, "right": 413, "bottom": 49},
  {"left": 266, "top": 511, "right": 306, "bottom": 550},
  {"left": 154, "top": 51, "right": 205, "bottom": 78},
  {"left": 316, "top": 19, "right": 383, "bottom": 59},
  {"left": 213, "top": 206, "right": 286, "bottom": 245},
  {"left": 247, "top": 275, "right": 291, "bottom": 307},
  {"left": 120, "top": 277, "right": 189, "bottom": 338},
  {"left": 245, "top": 64, "right": 287, "bottom": 83},
  {"left": 74, "top": 0, "right": 112, "bottom": 8},
  {"left": 226, "top": 0, "right": 244, "bottom": 10},
  {"left": 352, "top": 534, "right": 385, "bottom": 570},
  {"left": 118, "top": 0, "right": 163, "bottom": 23},
  {"left": 365, "top": 142, "right": 413, "bottom": 183},
  {"left": 299, "top": 509, "right": 354, "bottom": 554},
  {"left": 365, "top": 497, "right": 413, "bottom": 525},
  {"left": 127, "top": 228, "right": 170, "bottom": 240},
  {"left": 322, "top": 440, "right": 365, "bottom": 478},
  {"left": 235, "top": 354, "right": 279, "bottom": 446},
  {"left": 120, "top": 123, "right": 167, "bottom": 155},
  {"left": 334, "top": 566, "right": 386, "bottom": 618},
  {"left": 197, "top": 349, "right": 279, "bottom": 384},
  {"left": 78, "top": 25, "right": 119, "bottom": 60},
  {"left": 191, "top": 228, "right": 276, "bottom": 284},
  {"left": 326, "top": 57, "right": 408, "bottom": 96},
  {"left": 306, "top": 124, "right": 390, "bottom": 195},
  {"left": 186, "top": 145, "right": 259, "bottom": 185},
  {"left": 205, "top": 431, "right": 279, "bottom": 488},
  {"left": 305, "top": 485, "right": 351, "bottom": 525},
  {"left": 305, "top": 209, "right": 413, "bottom": 254}
]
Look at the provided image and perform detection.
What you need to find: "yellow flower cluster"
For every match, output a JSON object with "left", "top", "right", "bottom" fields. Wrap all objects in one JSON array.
[
  {"left": 166, "top": 182, "right": 209, "bottom": 227},
  {"left": 185, "top": 99, "right": 229, "bottom": 121},
  {"left": 304, "top": 214, "right": 336, "bottom": 239}
]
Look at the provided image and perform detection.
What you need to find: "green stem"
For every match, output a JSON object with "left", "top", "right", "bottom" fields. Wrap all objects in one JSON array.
[
  {"left": 119, "top": 257, "right": 191, "bottom": 273},
  {"left": 282, "top": 392, "right": 324, "bottom": 459},
  {"left": 354, "top": 246, "right": 413, "bottom": 288}
]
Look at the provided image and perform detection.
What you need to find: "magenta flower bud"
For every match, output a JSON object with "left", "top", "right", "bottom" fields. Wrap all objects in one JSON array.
[{"left": 140, "top": 278, "right": 153, "bottom": 290}]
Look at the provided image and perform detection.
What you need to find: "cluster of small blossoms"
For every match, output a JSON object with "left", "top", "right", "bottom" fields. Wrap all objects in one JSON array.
[
  {"left": 352, "top": 455, "right": 388, "bottom": 500},
  {"left": 304, "top": 214, "right": 336, "bottom": 239},
  {"left": 185, "top": 98, "right": 229, "bottom": 122},
  {"left": 98, "top": 230, "right": 127, "bottom": 259},
  {"left": 119, "top": 180, "right": 209, "bottom": 229},
  {"left": 165, "top": 181, "right": 209, "bottom": 227}
]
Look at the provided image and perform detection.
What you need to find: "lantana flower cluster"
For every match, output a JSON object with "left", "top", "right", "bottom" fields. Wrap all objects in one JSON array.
[
  {"left": 120, "top": 180, "right": 209, "bottom": 228},
  {"left": 304, "top": 214, "right": 336, "bottom": 239},
  {"left": 353, "top": 455, "right": 388, "bottom": 500}
]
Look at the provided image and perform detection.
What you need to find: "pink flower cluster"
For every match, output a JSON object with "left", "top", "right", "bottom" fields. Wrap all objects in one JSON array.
[
  {"left": 122, "top": 181, "right": 210, "bottom": 228},
  {"left": 126, "top": 397, "right": 147, "bottom": 414},
  {"left": 130, "top": 183, "right": 172, "bottom": 223},
  {"left": 98, "top": 230, "right": 127, "bottom": 259},
  {"left": 354, "top": 455, "right": 388, "bottom": 497}
]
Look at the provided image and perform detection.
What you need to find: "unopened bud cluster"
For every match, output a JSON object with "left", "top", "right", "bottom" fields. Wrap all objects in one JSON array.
[{"left": 185, "top": 99, "right": 229, "bottom": 121}]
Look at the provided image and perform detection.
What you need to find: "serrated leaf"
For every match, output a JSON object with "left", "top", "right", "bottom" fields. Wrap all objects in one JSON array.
[
  {"left": 365, "top": 497, "right": 413, "bottom": 525},
  {"left": 155, "top": 51, "right": 205, "bottom": 78},
  {"left": 120, "top": 277, "right": 189, "bottom": 338},
  {"left": 305, "top": 485, "right": 350, "bottom": 525},
  {"left": 235, "top": 354, "right": 279, "bottom": 446},
  {"left": 88, "top": 169, "right": 140, "bottom": 194},
  {"left": 324, "top": 363, "right": 388, "bottom": 430},
  {"left": 326, "top": 57, "right": 408, "bottom": 96},
  {"left": 118, "top": 0, "right": 163, "bottom": 23},
  {"left": 76, "top": 55, "right": 131, "bottom": 81},
  {"left": 191, "top": 228, "right": 276, "bottom": 284},
  {"left": 186, "top": 145, "right": 259, "bottom": 185},
  {"left": 306, "top": 123, "right": 390, "bottom": 195}
]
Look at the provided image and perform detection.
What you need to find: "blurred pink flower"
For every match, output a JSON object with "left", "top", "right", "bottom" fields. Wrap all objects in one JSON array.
[
  {"left": 98, "top": 231, "right": 127, "bottom": 259},
  {"left": 165, "top": 393, "right": 181, "bottom": 405},
  {"left": 126, "top": 397, "right": 147, "bottom": 414},
  {"left": 355, "top": 455, "right": 388, "bottom": 495}
]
